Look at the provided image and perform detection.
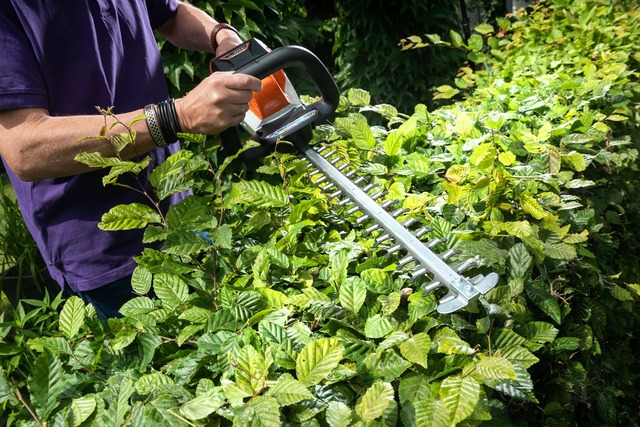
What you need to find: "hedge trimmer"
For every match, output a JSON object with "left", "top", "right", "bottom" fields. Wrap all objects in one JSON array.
[{"left": 211, "top": 39, "right": 499, "bottom": 314}]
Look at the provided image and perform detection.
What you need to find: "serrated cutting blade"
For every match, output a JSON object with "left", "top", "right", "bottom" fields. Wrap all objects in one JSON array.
[{"left": 298, "top": 140, "right": 499, "bottom": 314}]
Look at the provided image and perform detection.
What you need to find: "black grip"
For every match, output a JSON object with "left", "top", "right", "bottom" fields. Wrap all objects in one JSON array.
[{"left": 235, "top": 45, "right": 340, "bottom": 122}]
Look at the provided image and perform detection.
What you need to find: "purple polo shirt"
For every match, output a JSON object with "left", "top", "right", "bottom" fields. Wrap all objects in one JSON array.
[{"left": 0, "top": 1, "right": 186, "bottom": 292}]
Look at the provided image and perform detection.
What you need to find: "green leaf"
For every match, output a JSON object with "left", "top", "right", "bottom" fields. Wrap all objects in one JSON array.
[
  {"left": 466, "top": 356, "right": 517, "bottom": 382},
  {"left": 474, "top": 23, "right": 494, "bottom": 35},
  {"left": 347, "top": 88, "right": 371, "bottom": 106},
  {"left": 102, "top": 377, "right": 134, "bottom": 426},
  {"left": 134, "top": 372, "right": 174, "bottom": 395},
  {"left": 503, "top": 221, "right": 533, "bottom": 238},
  {"left": 468, "top": 34, "right": 484, "bottom": 51},
  {"left": 339, "top": 277, "right": 367, "bottom": 313},
  {"left": 163, "top": 229, "right": 210, "bottom": 256},
  {"left": 138, "top": 332, "right": 163, "bottom": 370},
  {"left": 99, "top": 203, "right": 162, "bottom": 231},
  {"left": 233, "top": 395, "right": 281, "bottom": 427},
  {"left": 562, "top": 151, "right": 587, "bottom": 172},
  {"left": 495, "top": 346, "right": 540, "bottom": 369},
  {"left": 450, "top": 30, "right": 464, "bottom": 47},
  {"left": 179, "top": 388, "right": 225, "bottom": 421},
  {"left": 235, "top": 345, "right": 270, "bottom": 395},
  {"left": 385, "top": 129, "right": 403, "bottom": 156},
  {"left": 355, "top": 381, "right": 395, "bottom": 422},
  {"left": 335, "top": 113, "right": 376, "bottom": 150},
  {"left": 28, "top": 351, "right": 68, "bottom": 419},
  {"left": 454, "top": 111, "right": 474, "bottom": 137},
  {"left": 296, "top": 338, "right": 344, "bottom": 387},
  {"left": 111, "top": 329, "right": 137, "bottom": 352},
  {"left": 68, "top": 396, "right": 97, "bottom": 427},
  {"left": 413, "top": 400, "right": 451, "bottom": 427},
  {"left": 521, "top": 194, "right": 548, "bottom": 220},
  {"left": 544, "top": 242, "right": 577, "bottom": 260},
  {"left": 153, "top": 273, "right": 190, "bottom": 310},
  {"left": 131, "top": 265, "right": 153, "bottom": 295},
  {"left": 526, "top": 283, "right": 562, "bottom": 324},
  {"left": 364, "top": 314, "right": 398, "bottom": 338},
  {"left": 326, "top": 401, "right": 354, "bottom": 427},
  {"left": 59, "top": 296, "right": 85, "bottom": 339},
  {"left": 520, "top": 321, "right": 559, "bottom": 348},
  {"left": 508, "top": 243, "right": 533, "bottom": 280},
  {"left": 28, "top": 337, "right": 72, "bottom": 355},
  {"left": 440, "top": 376, "right": 481, "bottom": 425},
  {"left": 0, "top": 368, "right": 13, "bottom": 406},
  {"left": 437, "top": 336, "right": 476, "bottom": 355},
  {"left": 231, "top": 180, "right": 289, "bottom": 208},
  {"left": 267, "top": 378, "right": 314, "bottom": 405},
  {"left": 149, "top": 150, "right": 197, "bottom": 201},
  {"left": 399, "top": 333, "right": 431, "bottom": 368}
]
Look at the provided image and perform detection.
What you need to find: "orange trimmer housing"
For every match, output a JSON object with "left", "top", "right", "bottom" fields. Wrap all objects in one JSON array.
[
  {"left": 210, "top": 39, "right": 302, "bottom": 145},
  {"left": 209, "top": 38, "right": 340, "bottom": 159}
]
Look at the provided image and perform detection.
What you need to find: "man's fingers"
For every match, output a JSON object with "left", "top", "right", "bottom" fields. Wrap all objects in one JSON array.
[{"left": 223, "top": 73, "right": 263, "bottom": 92}]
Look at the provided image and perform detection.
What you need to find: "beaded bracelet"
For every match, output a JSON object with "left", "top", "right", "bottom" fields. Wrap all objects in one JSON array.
[
  {"left": 144, "top": 104, "right": 167, "bottom": 148},
  {"left": 210, "top": 23, "right": 240, "bottom": 52}
]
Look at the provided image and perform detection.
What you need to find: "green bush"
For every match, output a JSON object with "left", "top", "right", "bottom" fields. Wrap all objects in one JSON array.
[
  {"left": 162, "top": 0, "right": 329, "bottom": 97},
  {"left": 1, "top": 0, "right": 639, "bottom": 426},
  {"left": 332, "top": 0, "right": 466, "bottom": 112}
]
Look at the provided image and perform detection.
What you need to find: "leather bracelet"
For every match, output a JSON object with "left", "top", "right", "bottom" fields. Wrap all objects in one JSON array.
[
  {"left": 210, "top": 23, "right": 239, "bottom": 52},
  {"left": 156, "top": 99, "right": 182, "bottom": 145},
  {"left": 144, "top": 104, "right": 167, "bottom": 148},
  {"left": 156, "top": 100, "right": 173, "bottom": 144}
]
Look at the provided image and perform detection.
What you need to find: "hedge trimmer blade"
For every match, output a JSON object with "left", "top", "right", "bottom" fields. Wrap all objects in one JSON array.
[{"left": 297, "top": 140, "right": 499, "bottom": 314}]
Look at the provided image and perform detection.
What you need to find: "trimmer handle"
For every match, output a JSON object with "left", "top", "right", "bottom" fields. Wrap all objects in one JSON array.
[
  {"left": 212, "top": 39, "right": 340, "bottom": 157},
  {"left": 235, "top": 45, "right": 340, "bottom": 123}
]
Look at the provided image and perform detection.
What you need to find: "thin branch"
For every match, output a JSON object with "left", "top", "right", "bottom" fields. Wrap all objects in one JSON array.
[{"left": 11, "top": 378, "right": 43, "bottom": 427}]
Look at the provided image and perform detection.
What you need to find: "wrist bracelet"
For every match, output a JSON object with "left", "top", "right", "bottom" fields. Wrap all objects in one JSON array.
[
  {"left": 210, "top": 23, "right": 240, "bottom": 52},
  {"left": 144, "top": 104, "right": 167, "bottom": 148},
  {"left": 156, "top": 99, "right": 182, "bottom": 145}
]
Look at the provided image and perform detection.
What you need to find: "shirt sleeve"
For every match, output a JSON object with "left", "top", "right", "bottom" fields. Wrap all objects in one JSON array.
[
  {"left": 145, "top": 0, "right": 180, "bottom": 29},
  {"left": 0, "top": 3, "right": 48, "bottom": 111}
]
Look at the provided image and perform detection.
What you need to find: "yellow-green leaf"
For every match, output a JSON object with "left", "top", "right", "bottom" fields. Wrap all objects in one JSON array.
[
  {"left": 399, "top": 333, "right": 431, "bottom": 368},
  {"left": 267, "top": 378, "right": 314, "bottom": 406},
  {"left": 521, "top": 195, "right": 548, "bottom": 220},
  {"left": 296, "top": 338, "right": 344, "bottom": 387},
  {"left": 440, "top": 376, "right": 481, "bottom": 425},
  {"left": 355, "top": 381, "right": 395, "bottom": 422},
  {"left": 59, "top": 296, "right": 86, "bottom": 339}
]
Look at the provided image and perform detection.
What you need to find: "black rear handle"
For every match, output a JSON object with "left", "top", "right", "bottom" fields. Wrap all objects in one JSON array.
[{"left": 235, "top": 45, "right": 340, "bottom": 122}]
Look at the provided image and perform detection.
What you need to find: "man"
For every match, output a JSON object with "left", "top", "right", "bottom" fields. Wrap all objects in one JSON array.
[{"left": 0, "top": 1, "right": 262, "bottom": 320}]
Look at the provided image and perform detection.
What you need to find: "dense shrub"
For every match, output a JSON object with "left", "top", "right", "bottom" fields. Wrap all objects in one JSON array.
[
  {"left": 0, "top": 0, "right": 639, "bottom": 426},
  {"left": 332, "top": 0, "right": 466, "bottom": 112},
  {"left": 162, "top": 0, "right": 329, "bottom": 97}
]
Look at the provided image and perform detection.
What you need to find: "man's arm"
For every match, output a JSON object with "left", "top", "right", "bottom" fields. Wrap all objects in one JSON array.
[
  {"left": 0, "top": 2, "right": 260, "bottom": 182},
  {"left": 156, "top": 1, "right": 242, "bottom": 55},
  {"left": 0, "top": 72, "right": 260, "bottom": 181},
  {"left": 0, "top": 108, "right": 156, "bottom": 181}
]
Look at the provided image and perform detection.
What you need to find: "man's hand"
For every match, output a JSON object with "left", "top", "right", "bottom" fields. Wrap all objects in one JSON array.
[{"left": 174, "top": 72, "right": 262, "bottom": 135}]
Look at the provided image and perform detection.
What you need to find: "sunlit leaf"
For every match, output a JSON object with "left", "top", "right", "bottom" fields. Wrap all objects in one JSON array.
[
  {"left": 296, "top": 338, "right": 344, "bottom": 387},
  {"left": 59, "top": 296, "right": 85, "bottom": 339},
  {"left": 355, "top": 381, "right": 394, "bottom": 421},
  {"left": 440, "top": 376, "right": 481, "bottom": 424}
]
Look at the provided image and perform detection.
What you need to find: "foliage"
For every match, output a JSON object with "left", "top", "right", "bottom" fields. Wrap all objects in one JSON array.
[
  {"left": 161, "top": 0, "right": 330, "bottom": 97},
  {"left": 1, "top": 0, "right": 639, "bottom": 426},
  {"left": 0, "top": 175, "right": 49, "bottom": 303},
  {"left": 332, "top": 0, "right": 467, "bottom": 112}
]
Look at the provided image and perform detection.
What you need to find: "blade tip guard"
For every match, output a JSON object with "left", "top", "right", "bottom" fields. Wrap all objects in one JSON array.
[{"left": 424, "top": 272, "right": 500, "bottom": 314}]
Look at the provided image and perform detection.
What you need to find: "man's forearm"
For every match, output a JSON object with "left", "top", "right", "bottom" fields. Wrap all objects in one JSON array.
[
  {"left": 157, "top": 2, "right": 218, "bottom": 53},
  {"left": 157, "top": 2, "right": 242, "bottom": 54},
  {"left": 0, "top": 108, "right": 158, "bottom": 181}
]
